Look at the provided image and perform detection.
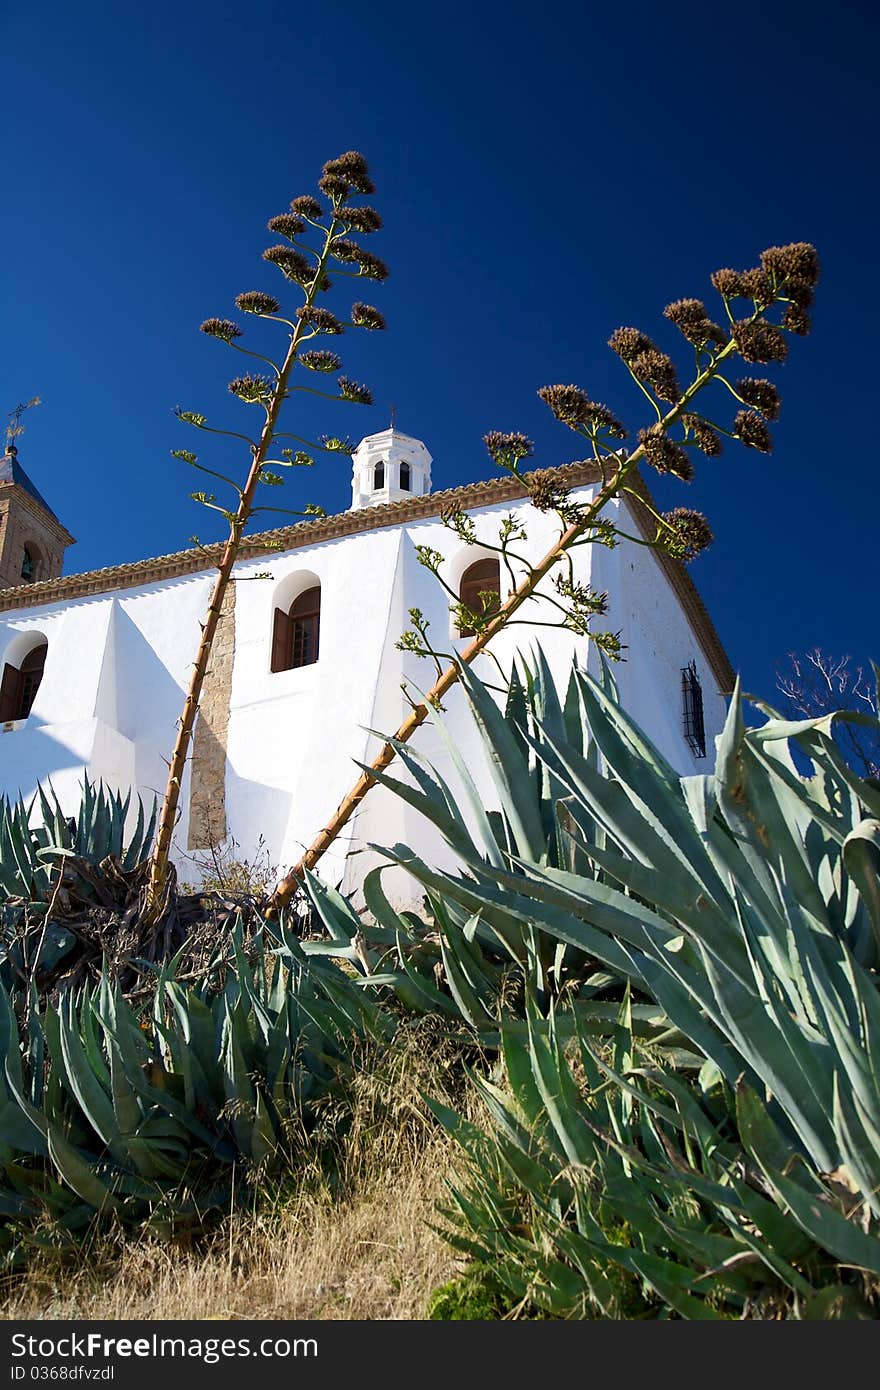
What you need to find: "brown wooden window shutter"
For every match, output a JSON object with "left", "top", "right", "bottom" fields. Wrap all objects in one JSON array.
[
  {"left": 0, "top": 643, "right": 47, "bottom": 721},
  {"left": 0, "top": 664, "right": 20, "bottom": 722},
  {"left": 458, "top": 558, "right": 501, "bottom": 637},
  {"left": 270, "top": 607, "right": 292, "bottom": 673}
]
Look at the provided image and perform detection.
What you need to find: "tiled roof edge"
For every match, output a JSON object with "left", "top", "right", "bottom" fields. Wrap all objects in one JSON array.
[{"left": 0, "top": 462, "right": 735, "bottom": 693}]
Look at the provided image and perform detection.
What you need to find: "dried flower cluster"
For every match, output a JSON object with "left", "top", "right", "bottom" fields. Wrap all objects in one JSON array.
[
  {"left": 339, "top": 206, "right": 383, "bottom": 234},
  {"left": 337, "top": 376, "right": 373, "bottom": 406},
  {"left": 199, "top": 318, "right": 241, "bottom": 343},
  {"left": 733, "top": 409, "right": 773, "bottom": 452},
  {"left": 227, "top": 374, "right": 272, "bottom": 405},
  {"left": 351, "top": 302, "right": 386, "bottom": 331},
  {"left": 318, "top": 150, "right": 376, "bottom": 198},
  {"left": 483, "top": 431, "right": 534, "bottom": 466},
  {"left": 731, "top": 318, "right": 788, "bottom": 364},
  {"left": 267, "top": 213, "right": 307, "bottom": 240},
  {"left": 682, "top": 413, "right": 722, "bottom": 457},
  {"left": 663, "top": 299, "right": 727, "bottom": 348},
  {"left": 737, "top": 378, "right": 781, "bottom": 420},
  {"left": 296, "top": 305, "right": 343, "bottom": 334},
  {"left": 290, "top": 194, "right": 323, "bottom": 220},
  {"left": 638, "top": 427, "right": 694, "bottom": 481},
  {"left": 300, "top": 350, "right": 342, "bottom": 372},
  {"left": 537, "top": 384, "right": 626, "bottom": 437},
  {"left": 263, "top": 245, "right": 313, "bottom": 285},
  {"left": 236, "top": 291, "right": 281, "bottom": 316},
  {"left": 660, "top": 507, "right": 714, "bottom": 561}
]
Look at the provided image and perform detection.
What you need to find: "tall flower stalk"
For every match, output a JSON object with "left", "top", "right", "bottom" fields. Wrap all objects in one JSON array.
[
  {"left": 147, "top": 152, "right": 388, "bottom": 909},
  {"left": 269, "top": 241, "right": 819, "bottom": 910}
]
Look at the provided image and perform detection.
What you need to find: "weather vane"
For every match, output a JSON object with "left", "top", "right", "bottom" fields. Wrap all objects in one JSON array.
[
  {"left": 6, "top": 396, "right": 41, "bottom": 451},
  {"left": 389, "top": 401, "right": 396, "bottom": 429}
]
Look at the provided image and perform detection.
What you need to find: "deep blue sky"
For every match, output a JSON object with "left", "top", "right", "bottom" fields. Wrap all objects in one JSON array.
[{"left": 3, "top": 0, "right": 877, "bottom": 705}]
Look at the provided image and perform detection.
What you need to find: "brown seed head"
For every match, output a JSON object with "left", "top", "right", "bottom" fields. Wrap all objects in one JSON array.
[
  {"left": 300, "top": 350, "right": 342, "bottom": 372},
  {"left": 608, "top": 326, "right": 656, "bottom": 362},
  {"left": 318, "top": 173, "right": 351, "bottom": 199},
  {"left": 200, "top": 317, "right": 242, "bottom": 343},
  {"left": 782, "top": 304, "right": 811, "bottom": 336},
  {"left": 351, "top": 302, "right": 386, "bottom": 330},
  {"left": 538, "top": 384, "right": 626, "bottom": 437},
  {"left": 483, "top": 431, "right": 534, "bottom": 465},
  {"left": 760, "top": 242, "right": 820, "bottom": 287},
  {"left": 731, "top": 319, "right": 788, "bottom": 364},
  {"left": 527, "top": 468, "right": 570, "bottom": 512},
  {"left": 740, "top": 268, "right": 774, "bottom": 306},
  {"left": 291, "top": 195, "right": 324, "bottom": 220},
  {"left": 711, "top": 268, "right": 748, "bottom": 299},
  {"left": 338, "top": 376, "right": 373, "bottom": 406},
  {"left": 322, "top": 151, "right": 376, "bottom": 195},
  {"left": 734, "top": 409, "right": 773, "bottom": 452},
  {"left": 638, "top": 427, "right": 694, "bottom": 481},
  {"left": 785, "top": 277, "right": 815, "bottom": 309},
  {"left": 332, "top": 237, "right": 360, "bottom": 262},
  {"left": 661, "top": 508, "right": 714, "bottom": 561},
  {"left": 236, "top": 291, "right": 281, "bottom": 316},
  {"left": 353, "top": 248, "right": 389, "bottom": 281},
  {"left": 228, "top": 374, "right": 273, "bottom": 405},
  {"left": 263, "top": 245, "right": 313, "bottom": 285},
  {"left": 631, "top": 348, "right": 681, "bottom": 403},
  {"left": 736, "top": 378, "right": 781, "bottom": 420},
  {"left": 664, "top": 299, "right": 708, "bottom": 327},
  {"left": 267, "top": 213, "right": 306, "bottom": 240},
  {"left": 339, "top": 206, "right": 382, "bottom": 234},
  {"left": 296, "top": 305, "right": 344, "bottom": 334},
  {"left": 682, "top": 414, "right": 722, "bottom": 457},
  {"left": 665, "top": 299, "right": 728, "bottom": 347}
]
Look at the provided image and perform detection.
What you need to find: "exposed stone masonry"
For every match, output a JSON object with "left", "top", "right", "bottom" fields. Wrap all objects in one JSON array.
[{"left": 187, "top": 582, "right": 236, "bottom": 850}]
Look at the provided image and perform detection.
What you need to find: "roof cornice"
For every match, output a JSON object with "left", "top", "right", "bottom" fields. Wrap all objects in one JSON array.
[
  {"left": 0, "top": 482, "right": 76, "bottom": 547},
  {"left": 0, "top": 463, "right": 735, "bottom": 693}
]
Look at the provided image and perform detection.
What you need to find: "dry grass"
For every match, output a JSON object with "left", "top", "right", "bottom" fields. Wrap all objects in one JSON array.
[{"left": 0, "top": 1017, "right": 482, "bottom": 1322}]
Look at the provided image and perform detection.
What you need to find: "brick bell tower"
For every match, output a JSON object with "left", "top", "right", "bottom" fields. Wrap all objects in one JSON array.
[{"left": 0, "top": 439, "right": 74, "bottom": 590}]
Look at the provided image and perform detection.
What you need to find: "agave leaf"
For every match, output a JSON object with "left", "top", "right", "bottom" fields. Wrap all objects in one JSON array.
[
  {"left": 842, "top": 820, "right": 880, "bottom": 957},
  {"left": 456, "top": 661, "right": 547, "bottom": 861}
]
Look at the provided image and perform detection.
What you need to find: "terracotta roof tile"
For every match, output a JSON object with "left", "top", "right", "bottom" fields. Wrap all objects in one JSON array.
[{"left": 0, "top": 463, "right": 735, "bottom": 692}]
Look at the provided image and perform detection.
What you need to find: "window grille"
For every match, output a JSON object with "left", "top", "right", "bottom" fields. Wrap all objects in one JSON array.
[{"left": 681, "top": 661, "right": 706, "bottom": 758}]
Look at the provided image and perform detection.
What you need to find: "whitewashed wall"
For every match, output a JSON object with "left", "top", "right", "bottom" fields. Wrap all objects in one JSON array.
[{"left": 0, "top": 484, "right": 729, "bottom": 905}]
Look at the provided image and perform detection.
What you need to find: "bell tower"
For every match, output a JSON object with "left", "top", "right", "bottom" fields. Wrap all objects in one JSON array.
[
  {"left": 0, "top": 440, "right": 75, "bottom": 589},
  {"left": 349, "top": 428, "right": 432, "bottom": 511}
]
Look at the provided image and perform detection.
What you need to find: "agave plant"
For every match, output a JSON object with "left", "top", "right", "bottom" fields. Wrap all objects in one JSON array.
[
  {"left": 431, "top": 1001, "right": 880, "bottom": 1319},
  {"left": 299, "top": 647, "right": 880, "bottom": 1313},
  {"left": 0, "top": 918, "right": 393, "bottom": 1261},
  {"left": 1, "top": 781, "right": 159, "bottom": 994},
  {"left": 298, "top": 651, "right": 636, "bottom": 1034},
  {"left": 346, "top": 650, "right": 880, "bottom": 1205}
]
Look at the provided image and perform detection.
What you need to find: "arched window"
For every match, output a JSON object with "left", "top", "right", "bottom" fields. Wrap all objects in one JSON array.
[
  {"left": 271, "top": 585, "right": 321, "bottom": 672},
  {"left": 21, "top": 546, "right": 38, "bottom": 582},
  {"left": 458, "top": 558, "right": 501, "bottom": 637},
  {"left": 373, "top": 461, "right": 385, "bottom": 491},
  {"left": 399, "top": 461, "right": 411, "bottom": 492},
  {"left": 0, "top": 641, "right": 48, "bottom": 721}
]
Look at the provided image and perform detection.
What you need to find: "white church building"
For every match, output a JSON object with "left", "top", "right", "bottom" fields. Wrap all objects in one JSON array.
[{"left": 0, "top": 429, "right": 734, "bottom": 902}]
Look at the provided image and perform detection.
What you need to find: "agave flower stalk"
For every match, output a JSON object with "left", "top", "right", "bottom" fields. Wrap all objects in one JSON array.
[
  {"left": 148, "top": 153, "right": 387, "bottom": 909},
  {"left": 270, "top": 243, "right": 818, "bottom": 908}
]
